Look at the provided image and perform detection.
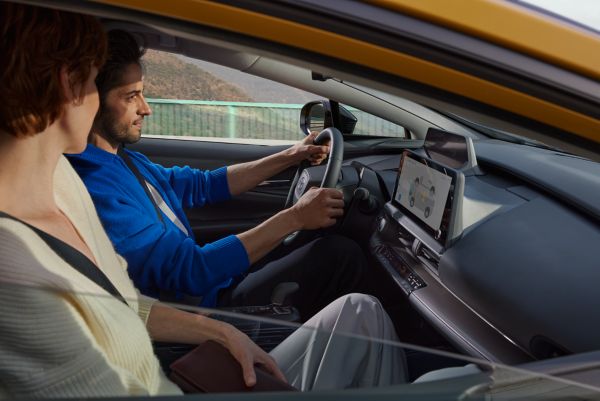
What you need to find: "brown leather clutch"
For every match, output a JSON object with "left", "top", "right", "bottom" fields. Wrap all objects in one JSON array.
[{"left": 169, "top": 340, "right": 298, "bottom": 393}]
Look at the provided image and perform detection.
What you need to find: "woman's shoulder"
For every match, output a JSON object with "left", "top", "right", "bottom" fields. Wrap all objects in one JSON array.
[{"left": 0, "top": 218, "right": 74, "bottom": 291}]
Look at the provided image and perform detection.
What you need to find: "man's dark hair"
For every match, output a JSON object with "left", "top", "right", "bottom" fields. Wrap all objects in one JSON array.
[{"left": 95, "top": 29, "right": 146, "bottom": 102}]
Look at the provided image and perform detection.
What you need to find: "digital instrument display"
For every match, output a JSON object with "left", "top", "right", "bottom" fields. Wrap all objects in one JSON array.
[{"left": 393, "top": 151, "right": 458, "bottom": 245}]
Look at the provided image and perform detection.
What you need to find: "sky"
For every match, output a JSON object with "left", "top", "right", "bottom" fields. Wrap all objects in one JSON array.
[{"left": 519, "top": 0, "right": 600, "bottom": 32}]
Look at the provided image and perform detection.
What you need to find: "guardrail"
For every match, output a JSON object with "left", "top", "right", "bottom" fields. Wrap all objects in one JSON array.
[{"left": 145, "top": 99, "right": 405, "bottom": 140}]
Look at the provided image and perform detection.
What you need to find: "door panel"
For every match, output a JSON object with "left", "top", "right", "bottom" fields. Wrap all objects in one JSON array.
[
  {"left": 185, "top": 191, "right": 287, "bottom": 245},
  {"left": 130, "top": 137, "right": 290, "bottom": 171},
  {"left": 129, "top": 137, "right": 295, "bottom": 243}
]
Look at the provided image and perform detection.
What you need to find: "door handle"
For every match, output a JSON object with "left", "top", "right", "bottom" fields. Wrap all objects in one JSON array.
[{"left": 257, "top": 180, "right": 291, "bottom": 188}]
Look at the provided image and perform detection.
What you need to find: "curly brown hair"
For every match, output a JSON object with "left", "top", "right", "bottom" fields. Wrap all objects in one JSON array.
[{"left": 0, "top": 3, "right": 107, "bottom": 137}]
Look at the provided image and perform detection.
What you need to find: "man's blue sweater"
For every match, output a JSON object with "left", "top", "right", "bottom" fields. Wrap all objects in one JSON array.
[{"left": 66, "top": 144, "right": 250, "bottom": 306}]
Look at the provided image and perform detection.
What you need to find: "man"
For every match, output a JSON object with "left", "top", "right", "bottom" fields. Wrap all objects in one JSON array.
[{"left": 67, "top": 30, "right": 366, "bottom": 320}]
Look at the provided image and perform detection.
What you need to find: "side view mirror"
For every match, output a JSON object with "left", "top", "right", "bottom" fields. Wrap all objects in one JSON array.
[
  {"left": 300, "top": 101, "right": 329, "bottom": 136},
  {"left": 300, "top": 100, "right": 357, "bottom": 136}
]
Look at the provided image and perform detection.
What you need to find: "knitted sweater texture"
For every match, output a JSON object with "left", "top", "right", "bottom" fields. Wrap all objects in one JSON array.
[{"left": 0, "top": 157, "right": 181, "bottom": 398}]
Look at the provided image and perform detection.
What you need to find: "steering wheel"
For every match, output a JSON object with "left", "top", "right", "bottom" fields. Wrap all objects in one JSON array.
[{"left": 283, "top": 127, "right": 344, "bottom": 245}]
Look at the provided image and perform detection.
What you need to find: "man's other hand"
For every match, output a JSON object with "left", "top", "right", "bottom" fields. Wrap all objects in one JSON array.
[
  {"left": 288, "top": 131, "right": 330, "bottom": 166},
  {"left": 290, "top": 187, "right": 344, "bottom": 230}
]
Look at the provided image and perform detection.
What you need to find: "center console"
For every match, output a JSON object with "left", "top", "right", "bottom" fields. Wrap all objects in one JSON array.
[
  {"left": 372, "top": 129, "right": 470, "bottom": 292},
  {"left": 369, "top": 129, "right": 532, "bottom": 364}
]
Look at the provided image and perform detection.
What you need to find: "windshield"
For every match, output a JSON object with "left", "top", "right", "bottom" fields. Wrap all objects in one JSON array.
[
  {"left": 1, "top": 283, "right": 599, "bottom": 399},
  {"left": 434, "top": 108, "right": 571, "bottom": 153}
]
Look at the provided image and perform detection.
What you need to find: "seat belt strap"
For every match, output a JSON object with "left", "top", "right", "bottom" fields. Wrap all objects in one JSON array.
[
  {"left": 117, "top": 145, "right": 164, "bottom": 225},
  {"left": 0, "top": 211, "right": 129, "bottom": 306},
  {"left": 144, "top": 180, "right": 189, "bottom": 236}
]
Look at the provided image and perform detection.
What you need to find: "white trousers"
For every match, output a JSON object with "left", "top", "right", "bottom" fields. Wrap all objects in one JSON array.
[{"left": 270, "top": 293, "right": 408, "bottom": 391}]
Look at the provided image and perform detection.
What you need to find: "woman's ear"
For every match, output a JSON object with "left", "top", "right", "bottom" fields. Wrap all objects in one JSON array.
[
  {"left": 59, "top": 65, "right": 75, "bottom": 102},
  {"left": 59, "top": 65, "right": 82, "bottom": 104}
]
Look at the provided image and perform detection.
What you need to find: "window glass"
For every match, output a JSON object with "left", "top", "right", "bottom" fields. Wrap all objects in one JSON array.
[
  {"left": 342, "top": 104, "right": 408, "bottom": 138},
  {"left": 142, "top": 50, "right": 408, "bottom": 143},
  {"left": 142, "top": 50, "right": 314, "bottom": 144}
]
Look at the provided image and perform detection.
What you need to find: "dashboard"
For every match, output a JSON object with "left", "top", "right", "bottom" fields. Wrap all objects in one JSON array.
[{"left": 345, "top": 129, "right": 600, "bottom": 366}]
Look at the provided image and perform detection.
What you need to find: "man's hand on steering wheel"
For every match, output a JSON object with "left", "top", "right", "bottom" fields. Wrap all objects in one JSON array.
[
  {"left": 289, "top": 187, "right": 344, "bottom": 230},
  {"left": 287, "top": 131, "right": 330, "bottom": 166}
]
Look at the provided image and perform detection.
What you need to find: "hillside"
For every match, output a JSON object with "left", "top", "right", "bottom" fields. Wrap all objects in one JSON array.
[
  {"left": 142, "top": 50, "right": 253, "bottom": 101},
  {"left": 180, "top": 57, "right": 319, "bottom": 103}
]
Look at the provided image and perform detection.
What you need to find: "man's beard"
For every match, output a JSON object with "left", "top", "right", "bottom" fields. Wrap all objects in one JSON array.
[{"left": 96, "top": 107, "right": 141, "bottom": 145}]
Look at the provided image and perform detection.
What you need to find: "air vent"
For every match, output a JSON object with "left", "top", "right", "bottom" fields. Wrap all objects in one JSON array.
[
  {"left": 530, "top": 335, "right": 570, "bottom": 359},
  {"left": 397, "top": 224, "right": 414, "bottom": 247},
  {"left": 417, "top": 244, "right": 440, "bottom": 271}
]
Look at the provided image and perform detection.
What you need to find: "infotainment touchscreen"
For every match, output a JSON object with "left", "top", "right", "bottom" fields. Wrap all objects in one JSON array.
[{"left": 393, "top": 150, "right": 460, "bottom": 246}]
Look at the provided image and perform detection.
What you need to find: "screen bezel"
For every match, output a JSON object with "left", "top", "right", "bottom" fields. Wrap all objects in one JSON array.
[{"left": 392, "top": 150, "right": 460, "bottom": 247}]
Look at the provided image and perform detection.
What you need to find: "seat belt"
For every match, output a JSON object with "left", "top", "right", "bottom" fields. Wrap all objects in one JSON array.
[
  {"left": 0, "top": 211, "right": 129, "bottom": 306},
  {"left": 145, "top": 181, "right": 189, "bottom": 236},
  {"left": 117, "top": 145, "right": 189, "bottom": 235},
  {"left": 117, "top": 145, "right": 164, "bottom": 225}
]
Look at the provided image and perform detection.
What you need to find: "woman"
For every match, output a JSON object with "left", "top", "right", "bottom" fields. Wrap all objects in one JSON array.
[{"left": 0, "top": 3, "right": 406, "bottom": 398}]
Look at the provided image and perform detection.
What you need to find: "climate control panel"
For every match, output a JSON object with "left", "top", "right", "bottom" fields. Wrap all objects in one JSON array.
[{"left": 375, "top": 244, "right": 426, "bottom": 294}]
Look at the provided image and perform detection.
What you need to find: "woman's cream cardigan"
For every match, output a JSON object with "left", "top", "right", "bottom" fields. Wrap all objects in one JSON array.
[{"left": 0, "top": 157, "right": 181, "bottom": 398}]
